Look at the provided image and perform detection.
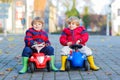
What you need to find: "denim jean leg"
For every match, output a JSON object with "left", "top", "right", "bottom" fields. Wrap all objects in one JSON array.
[
  {"left": 40, "top": 46, "right": 54, "bottom": 55},
  {"left": 22, "top": 47, "right": 33, "bottom": 57}
]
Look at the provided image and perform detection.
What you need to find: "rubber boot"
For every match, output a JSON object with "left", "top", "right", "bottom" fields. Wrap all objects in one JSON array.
[
  {"left": 60, "top": 55, "right": 67, "bottom": 71},
  {"left": 19, "top": 57, "right": 29, "bottom": 74},
  {"left": 87, "top": 55, "right": 100, "bottom": 71},
  {"left": 50, "top": 56, "right": 58, "bottom": 71}
]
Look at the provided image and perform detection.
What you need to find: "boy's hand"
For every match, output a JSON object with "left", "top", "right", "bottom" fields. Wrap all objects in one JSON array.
[
  {"left": 76, "top": 40, "right": 81, "bottom": 44},
  {"left": 32, "top": 42, "right": 45, "bottom": 53},
  {"left": 45, "top": 43, "right": 50, "bottom": 46},
  {"left": 33, "top": 41, "right": 38, "bottom": 45},
  {"left": 67, "top": 42, "right": 72, "bottom": 46}
]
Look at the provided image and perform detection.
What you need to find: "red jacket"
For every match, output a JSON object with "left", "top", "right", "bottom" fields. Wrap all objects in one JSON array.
[{"left": 59, "top": 26, "right": 89, "bottom": 46}]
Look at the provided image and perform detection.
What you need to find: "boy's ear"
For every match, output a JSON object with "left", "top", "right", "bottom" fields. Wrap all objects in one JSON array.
[{"left": 31, "top": 21, "right": 34, "bottom": 26}]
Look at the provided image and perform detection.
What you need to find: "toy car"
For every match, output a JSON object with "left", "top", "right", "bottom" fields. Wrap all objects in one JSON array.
[
  {"left": 28, "top": 43, "right": 51, "bottom": 73},
  {"left": 65, "top": 44, "right": 89, "bottom": 71}
]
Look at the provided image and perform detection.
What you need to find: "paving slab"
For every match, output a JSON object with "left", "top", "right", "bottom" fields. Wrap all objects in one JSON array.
[{"left": 0, "top": 34, "right": 120, "bottom": 80}]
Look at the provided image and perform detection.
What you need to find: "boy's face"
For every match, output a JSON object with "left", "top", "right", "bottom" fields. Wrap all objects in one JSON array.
[
  {"left": 68, "top": 22, "right": 78, "bottom": 30},
  {"left": 33, "top": 21, "right": 43, "bottom": 31}
]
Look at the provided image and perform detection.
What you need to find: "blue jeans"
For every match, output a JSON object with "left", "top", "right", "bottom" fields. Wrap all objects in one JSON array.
[{"left": 22, "top": 46, "right": 54, "bottom": 57}]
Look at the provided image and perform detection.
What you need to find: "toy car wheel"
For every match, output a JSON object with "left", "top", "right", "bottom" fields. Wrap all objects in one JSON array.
[
  {"left": 29, "top": 62, "right": 35, "bottom": 73},
  {"left": 47, "top": 61, "right": 51, "bottom": 72},
  {"left": 84, "top": 60, "right": 89, "bottom": 71},
  {"left": 65, "top": 60, "right": 71, "bottom": 71}
]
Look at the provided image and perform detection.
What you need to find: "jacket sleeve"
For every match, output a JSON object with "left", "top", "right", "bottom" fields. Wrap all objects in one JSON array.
[
  {"left": 59, "top": 31, "right": 68, "bottom": 46},
  {"left": 44, "top": 32, "right": 51, "bottom": 45},
  {"left": 79, "top": 27, "right": 89, "bottom": 44},
  {"left": 24, "top": 30, "right": 34, "bottom": 47}
]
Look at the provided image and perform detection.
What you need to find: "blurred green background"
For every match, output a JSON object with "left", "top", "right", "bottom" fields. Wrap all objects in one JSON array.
[{"left": 0, "top": 0, "right": 119, "bottom": 36}]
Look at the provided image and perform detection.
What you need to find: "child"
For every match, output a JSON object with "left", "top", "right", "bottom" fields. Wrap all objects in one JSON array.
[
  {"left": 19, "top": 17, "right": 58, "bottom": 74},
  {"left": 59, "top": 16, "right": 100, "bottom": 71}
]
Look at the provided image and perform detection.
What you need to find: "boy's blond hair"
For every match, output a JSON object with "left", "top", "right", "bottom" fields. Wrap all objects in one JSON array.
[
  {"left": 66, "top": 16, "right": 80, "bottom": 26},
  {"left": 31, "top": 17, "right": 44, "bottom": 26}
]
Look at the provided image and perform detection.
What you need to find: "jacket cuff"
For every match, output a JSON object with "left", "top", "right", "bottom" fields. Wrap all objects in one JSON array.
[
  {"left": 64, "top": 41, "right": 68, "bottom": 46},
  {"left": 79, "top": 39, "right": 82, "bottom": 43}
]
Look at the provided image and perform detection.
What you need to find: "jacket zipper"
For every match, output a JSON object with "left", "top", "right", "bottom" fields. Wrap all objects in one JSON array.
[{"left": 72, "top": 30, "right": 75, "bottom": 44}]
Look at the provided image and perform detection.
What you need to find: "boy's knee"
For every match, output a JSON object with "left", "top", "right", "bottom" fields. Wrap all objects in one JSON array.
[
  {"left": 61, "top": 46, "right": 71, "bottom": 55},
  {"left": 81, "top": 46, "right": 92, "bottom": 56},
  {"left": 47, "top": 46, "right": 54, "bottom": 55},
  {"left": 47, "top": 46, "right": 54, "bottom": 52},
  {"left": 41, "top": 46, "right": 54, "bottom": 55},
  {"left": 22, "top": 47, "right": 32, "bottom": 57},
  {"left": 85, "top": 48, "right": 92, "bottom": 56}
]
